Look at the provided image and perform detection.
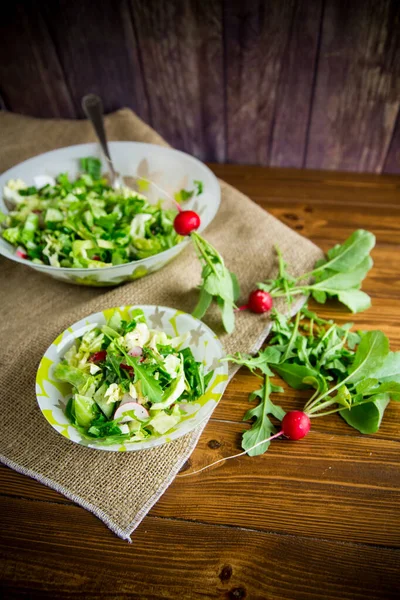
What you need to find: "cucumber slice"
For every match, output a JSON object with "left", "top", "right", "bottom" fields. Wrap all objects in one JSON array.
[
  {"left": 93, "top": 383, "right": 115, "bottom": 419},
  {"left": 74, "top": 394, "right": 96, "bottom": 427}
]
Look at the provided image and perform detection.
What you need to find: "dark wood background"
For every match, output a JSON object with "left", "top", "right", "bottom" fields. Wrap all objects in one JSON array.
[{"left": 1, "top": 0, "right": 400, "bottom": 173}]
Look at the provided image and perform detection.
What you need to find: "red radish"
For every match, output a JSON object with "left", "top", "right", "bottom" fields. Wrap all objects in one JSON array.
[
  {"left": 120, "top": 363, "right": 134, "bottom": 376},
  {"left": 128, "top": 346, "right": 143, "bottom": 357},
  {"left": 238, "top": 289, "right": 273, "bottom": 313},
  {"left": 282, "top": 411, "right": 311, "bottom": 440},
  {"left": 89, "top": 350, "right": 107, "bottom": 363},
  {"left": 174, "top": 210, "right": 201, "bottom": 236},
  {"left": 92, "top": 255, "right": 101, "bottom": 261},
  {"left": 114, "top": 401, "right": 149, "bottom": 423},
  {"left": 16, "top": 247, "right": 28, "bottom": 259}
]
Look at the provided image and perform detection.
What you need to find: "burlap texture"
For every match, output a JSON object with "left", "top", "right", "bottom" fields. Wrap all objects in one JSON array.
[{"left": 0, "top": 109, "right": 322, "bottom": 540}]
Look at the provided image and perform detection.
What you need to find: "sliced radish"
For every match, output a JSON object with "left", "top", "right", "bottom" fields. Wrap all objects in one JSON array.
[
  {"left": 114, "top": 401, "right": 149, "bottom": 423},
  {"left": 128, "top": 346, "right": 143, "bottom": 357},
  {"left": 16, "top": 247, "right": 28, "bottom": 259}
]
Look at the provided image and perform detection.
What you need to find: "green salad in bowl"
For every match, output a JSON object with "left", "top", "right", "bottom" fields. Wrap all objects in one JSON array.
[
  {"left": 1, "top": 157, "right": 182, "bottom": 268},
  {"left": 36, "top": 305, "right": 228, "bottom": 451},
  {"left": 0, "top": 142, "right": 221, "bottom": 286}
]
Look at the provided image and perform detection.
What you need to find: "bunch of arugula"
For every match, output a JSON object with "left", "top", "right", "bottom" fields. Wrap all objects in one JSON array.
[
  {"left": 225, "top": 306, "right": 400, "bottom": 455},
  {"left": 258, "top": 230, "right": 376, "bottom": 313}
]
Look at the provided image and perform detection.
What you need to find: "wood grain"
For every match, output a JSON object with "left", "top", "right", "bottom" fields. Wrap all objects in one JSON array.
[
  {"left": 0, "top": 3, "right": 75, "bottom": 118},
  {"left": 39, "top": 0, "right": 149, "bottom": 121},
  {"left": 0, "top": 1, "right": 399, "bottom": 172},
  {"left": 224, "top": 0, "right": 313, "bottom": 165},
  {"left": 129, "top": 0, "right": 225, "bottom": 161},
  {"left": 384, "top": 109, "right": 400, "bottom": 174},
  {"left": 1, "top": 498, "right": 399, "bottom": 600},
  {"left": 269, "top": 0, "right": 324, "bottom": 168},
  {"left": 306, "top": 0, "right": 400, "bottom": 172}
]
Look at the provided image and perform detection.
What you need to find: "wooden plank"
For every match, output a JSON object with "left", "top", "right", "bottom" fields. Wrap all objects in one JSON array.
[
  {"left": 384, "top": 109, "right": 400, "bottom": 174},
  {"left": 153, "top": 422, "right": 400, "bottom": 546},
  {"left": 129, "top": 0, "right": 225, "bottom": 161},
  {"left": 209, "top": 165, "right": 400, "bottom": 207},
  {"left": 306, "top": 0, "right": 400, "bottom": 172},
  {"left": 39, "top": 0, "right": 149, "bottom": 122},
  {"left": 0, "top": 3, "right": 75, "bottom": 118},
  {"left": 224, "top": 0, "right": 294, "bottom": 165},
  {"left": 270, "top": 0, "right": 324, "bottom": 168},
  {"left": 1, "top": 497, "right": 399, "bottom": 600}
]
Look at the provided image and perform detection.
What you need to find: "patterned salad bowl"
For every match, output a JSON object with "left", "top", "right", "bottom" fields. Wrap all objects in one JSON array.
[
  {"left": 0, "top": 142, "right": 220, "bottom": 286},
  {"left": 36, "top": 305, "right": 229, "bottom": 452}
]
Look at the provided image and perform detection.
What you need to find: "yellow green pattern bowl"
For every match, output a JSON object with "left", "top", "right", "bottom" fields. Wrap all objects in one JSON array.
[{"left": 36, "top": 305, "right": 228, "bottom": 451}]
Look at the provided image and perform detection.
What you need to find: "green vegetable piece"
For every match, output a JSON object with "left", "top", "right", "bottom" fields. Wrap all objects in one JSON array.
[
  {"left": 242, "top": 375, "right": 285, "bottom": 456},
  {"left": 340, "top": 394, "right": 390, "bottom": 434},
  {"left": 2, "top": 226, "right": 20, "bottom": 245},
  {"left": 45, "top": 208, "right": 63, "bottom": 223},
  {"left": 74, "top": 394, "right": 97, "bottom": 427},
  {"left": 80, "top": 157, "right": 102, "bottom": 180},
  {"left": 336, "top": 290, "right": 372, "bottom": 313},
  {"left": 192, "top": 288, "right": 213, "bottom": 320},
  {"left": 129, "top": 357, "right": 164, "bottom": 404},
  {"left": 316, "top": 229, "right": 375, "bottom": 274},
  {"left": 370, "top": 351, "right": 400, "bottom": 382},
  {"left": 53, "top": 362, "right": 88, "bottom": 389},
  {"left": 190, "top": 231, "right": 238, "bottom": 333},
  {"left": 93, "top": 383, "right": 115, "bottom": 418},
  {"left": 346, "top": 330, "right": 389, "bottom": 384},
  {"left": 273, "top": 363, "right": 319, "bottom": 390}
]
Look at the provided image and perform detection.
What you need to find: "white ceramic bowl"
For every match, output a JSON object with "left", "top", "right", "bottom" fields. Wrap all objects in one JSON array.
[
  {"left": 0, "top": 142, "right": 220, "bottom": 286},
  {"left": 36, "top": 305, "right": 229, "bottom": 451}
]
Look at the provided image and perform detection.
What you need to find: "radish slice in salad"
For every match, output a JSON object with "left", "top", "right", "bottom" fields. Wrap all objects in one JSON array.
[
  {"left": 128, "top": 346, "right": 143, "bottom": 357},
  {"left": 114, "top": 402, "right": 149, "bottom": 423}
]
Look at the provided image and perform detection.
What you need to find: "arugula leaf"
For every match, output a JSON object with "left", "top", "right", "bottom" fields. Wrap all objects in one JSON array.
[
  {"left": 346, "top": 330, "right": 389, "bottom": 384},
  {"left": 340, "top": 394, "right": 390, "bottom": 434},
  {"left": 191, "top": 231, "right": 238, "bottom": 333},
  {"left": 261, "top": 231, "right": 375, "bottom": 314},
  {"left": 192, "top": 288, "right": 213, "bottom": 320},
  {"left": 242, "top": 375, "right": 285, "bottom": 456},
  {"left": 370, "top": 351, "right": 400, "bottom": 382},
  {"left": 224, "top": 347, "right": 281, "bottom": 376},
  {"left": 123, "top": 355, "right": 164, "bottom": 404},
  {"left": 336, "top": 290, "right": 372, "bottom": 313},
  {"left": 314, "top": 230, "right": 375, "bottom": 274},
  {"left": 273, "top": 363, "right": 319, "bottom": 390}
]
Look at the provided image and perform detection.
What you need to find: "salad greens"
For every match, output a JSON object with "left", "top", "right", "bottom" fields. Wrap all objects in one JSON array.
[
  {"left": 258, "top": 230, "right": 376, "bottom": 313},
  {"left": 226, "top": 305, "right": 400, "bottom": 454},
  {"left": 191, "top": 231, "right": 240, "bottom": 334},
  {"left": 54, "top": 309, "right": 214, "bottom": 443},
  {"left": 1, "top": 157, "right": 184, "bottom": 268}
]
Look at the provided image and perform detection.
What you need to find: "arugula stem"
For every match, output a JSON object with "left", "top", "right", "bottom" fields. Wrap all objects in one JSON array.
[
  {"left": 178, "top": 429, "right": 284, "bottom": 477},
  {"left": 308, "top": 398, "right": 378, "bottom": 418},
  {"left": 281, "top": 311, "right": 300, "bottom": 362},
  {"left": 303, "top": 388, "right": 320, "bottom": 411},
  {"left": 190, "top": 232, "right": 219, "bottom": 276},
  {"left": 271, "top": 288, "right": 307, "bottom": 298}
]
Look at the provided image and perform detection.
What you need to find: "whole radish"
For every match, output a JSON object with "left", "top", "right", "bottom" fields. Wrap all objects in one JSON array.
[
  {"left": 174, "top": 210, "right": 201, "bottom": 236},
  {"left": 282, "top": 411, "right": 311, "bottom": 440},
  {"left": 238, "top": 289, "right": 273, "bottom": 313}
]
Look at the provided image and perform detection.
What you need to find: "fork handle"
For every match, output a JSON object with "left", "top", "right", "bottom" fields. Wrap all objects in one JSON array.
[{"left": 82, "top": 94, "right": 117, "bottom": 181}]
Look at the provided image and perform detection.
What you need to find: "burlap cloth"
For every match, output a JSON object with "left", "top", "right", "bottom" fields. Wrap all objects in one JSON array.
[{"left": 0, "top": 109, "right": 322, "bottom": 540}]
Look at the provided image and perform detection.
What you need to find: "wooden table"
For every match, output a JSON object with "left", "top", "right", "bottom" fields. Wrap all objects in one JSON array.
[{"left": 1, "top": 166, "right": 399, "bottom": 599}]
